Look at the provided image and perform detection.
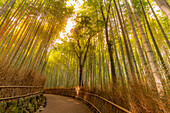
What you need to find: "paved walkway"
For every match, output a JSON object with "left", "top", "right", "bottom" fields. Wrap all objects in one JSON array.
[{"left": 41, "top": 94, "right": 93, "bottom": 113}]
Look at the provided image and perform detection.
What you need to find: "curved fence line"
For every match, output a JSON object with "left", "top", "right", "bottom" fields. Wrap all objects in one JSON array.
[
  {"left": 0, "top": 86, "right": 44, "bottom": 100},
  {"left": 0, "top": 91, "right": 43, "bottom": 100},
  {"left": 79, "top": 91, "right": 130, "bottom": 113},
  {"left": 45, "top": 88, "right": 131, "bottom": 113},
  {"left": 0, "top": 86, "right": 44, "bottom": 88}
]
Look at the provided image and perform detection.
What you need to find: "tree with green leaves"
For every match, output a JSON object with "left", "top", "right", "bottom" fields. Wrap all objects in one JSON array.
[{"left": 68, "top": 16, "right": 97, "bottom": 86}]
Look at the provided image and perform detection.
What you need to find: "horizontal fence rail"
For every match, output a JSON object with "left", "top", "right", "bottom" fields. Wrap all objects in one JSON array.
[
  {"left": 45, "top": 88, "right": 131, "bottom": 113},
  {"left": 0, "top": 86, "right": 44, "bottom": 100}
]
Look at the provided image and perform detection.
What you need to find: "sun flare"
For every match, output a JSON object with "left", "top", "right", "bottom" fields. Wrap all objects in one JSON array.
[
  {"left": 57, "top": 0, "right": 84, "bottom": 43},
  {"left": 65, "top": 18, "right": 76, "bottom": 34}
]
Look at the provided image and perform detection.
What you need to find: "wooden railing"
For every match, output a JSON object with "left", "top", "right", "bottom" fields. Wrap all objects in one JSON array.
[
  {"left": 0, "top": 86, "right": 44, "bottom": 100},
  {"left": 45, "top": 88, "right": 131, "bottom": 113}
]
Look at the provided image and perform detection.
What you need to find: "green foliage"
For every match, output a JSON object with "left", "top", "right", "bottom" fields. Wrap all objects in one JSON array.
[{"left": 0, "top": 0, "right": 169, "bottom": 112}]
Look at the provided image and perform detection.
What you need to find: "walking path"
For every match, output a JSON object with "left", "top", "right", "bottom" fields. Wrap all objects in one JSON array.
[{"left": 41, "top": 94, "right": 93, "bottom": 113}]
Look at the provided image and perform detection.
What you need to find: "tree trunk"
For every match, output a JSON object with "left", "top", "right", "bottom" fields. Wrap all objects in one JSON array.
[
  {"left": 0, "top": 0, "right": 24, "bottom": 35},
  {"left": 79, "top": 64, "right": 83, "bottom": 86},
  {"left": 109, "top": 18, "right": 125, "bottom": 88},
  {"left": 118, "top": 0, "right": 141, "bottom": 83},
  {"left": 111, "top": 8, "right": 130, "bottom": 84},
  {"left": 154, "top": 0, "right": 170, "bottom": 19},
  {"left": 140, "top": 0, "right": 169, "bottom": 81},
  {"left": 113, "top": 0, "right": 137, "bottom": 83},
  {"left": 0, "top": 0, "right": 15, "bottom": 28},
  {"left": 124, "top": 0, "right": 152, "bottom": 86},
  {"left": 162, "top": 0, "right": 170, "bottom": 8},
  {"left": 0, "top": 0, "right": 16, "bottom": 17},
  {"left": 100, "top": 3, "right": 116, "bottom": 84},
  {"left": 10, "top": 20, "right": 31, "bottom": 66},
  {"left": 129, "top": 0, "right": 165, "bottom": 97},
  {"left": 102, "top": 43, "right": 106, "bottom": 89},
  {"left": 0, "top": 1, "right": 36, "bottom": 62},
  {"left": 147, "top": 0, "right": 170, "bottom": 48},
  {"left": 0, "top": 0, "right": 31, "bottom": 42},
  {"left": 33, "top": 25, "right": 52, "bottom": 69}
]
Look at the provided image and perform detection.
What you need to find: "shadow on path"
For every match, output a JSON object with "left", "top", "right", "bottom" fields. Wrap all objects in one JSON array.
[{"left": 41, "top": 94, "right": 93, "bottom": 113}]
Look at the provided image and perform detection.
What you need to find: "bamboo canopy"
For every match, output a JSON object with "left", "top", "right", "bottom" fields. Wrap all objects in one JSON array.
[{"left": 0, "top": 0, "right": 169, "bottom": 112}]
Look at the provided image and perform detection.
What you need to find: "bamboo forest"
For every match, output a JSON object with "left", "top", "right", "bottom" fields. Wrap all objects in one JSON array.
[{"left": 0, "top": 0, "right": 169, "bottom": 113}]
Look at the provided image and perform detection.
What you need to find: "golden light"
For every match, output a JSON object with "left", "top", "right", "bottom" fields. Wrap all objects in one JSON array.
[
  {"left": 65, "top": 18, "right": 76, "bottom": 34},
  {"left": 65, "top": 0, "right": 84, "bottom": 34},
  {"left": 66, "top": 0, "right": 84, "bottom": 11},
  {"left": 60, "top": 32, "right": 65, "bottom": 39},
  {"left": 56, "top": 0, "right": 84, "bottom": 44}
]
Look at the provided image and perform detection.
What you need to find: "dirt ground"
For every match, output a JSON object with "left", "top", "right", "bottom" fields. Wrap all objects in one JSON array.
[{"left": 41, "top": 94, "right": 93, "bottom": 113}]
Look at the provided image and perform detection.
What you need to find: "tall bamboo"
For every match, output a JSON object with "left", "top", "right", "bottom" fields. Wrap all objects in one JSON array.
[
  {"left": 128, "top": 0, "right": 164, "bottom": 97},
  {"left": 154, "top": 0, "right": 170, "bottom": 19}
]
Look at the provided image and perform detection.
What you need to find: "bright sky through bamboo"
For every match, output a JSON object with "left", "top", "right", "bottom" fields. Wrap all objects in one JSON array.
[{"left": 57, "top": 0, "right": 84, "bottom": 44}]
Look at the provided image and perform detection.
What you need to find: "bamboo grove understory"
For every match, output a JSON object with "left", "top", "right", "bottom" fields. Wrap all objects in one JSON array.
[{"left": 0, "top": 0, "right": 169, "bottom": 112}]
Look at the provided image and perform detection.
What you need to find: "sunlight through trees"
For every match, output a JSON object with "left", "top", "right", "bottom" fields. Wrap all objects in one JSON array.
[{"left": 0, "top": 0, "right": 169, "bottom": 112}]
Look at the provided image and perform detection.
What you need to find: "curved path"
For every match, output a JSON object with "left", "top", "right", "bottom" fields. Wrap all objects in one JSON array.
[{"left": 41, "top": 94, "right": 93, "bottom": 113}]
